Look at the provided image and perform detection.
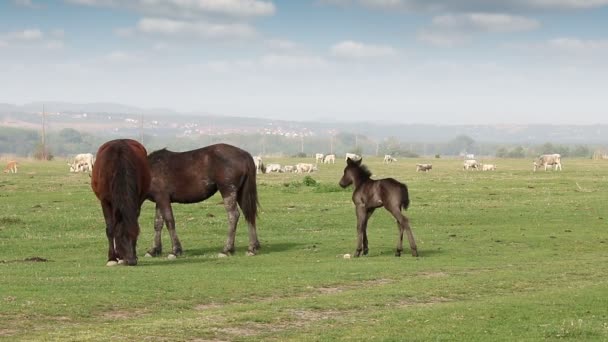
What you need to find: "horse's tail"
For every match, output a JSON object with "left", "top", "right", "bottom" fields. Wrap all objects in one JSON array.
[
  {"left": 110, "top": 146, "right": 140, "bottom": 239},
  {"left": 239, "top": 156, "right": 260, "bottom": 225},
  {"left": 400, "top": 182, "right": 410, "bottom": 211}
]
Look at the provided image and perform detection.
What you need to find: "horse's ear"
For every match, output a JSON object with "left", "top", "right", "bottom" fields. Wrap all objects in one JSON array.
[{"left": 355, "top": 158, "right": 362, "bottom": 165}]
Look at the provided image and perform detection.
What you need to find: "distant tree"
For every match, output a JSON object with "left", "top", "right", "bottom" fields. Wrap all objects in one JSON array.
[
  {"left": 571, "top": 145, "right": 591, "bottom": 158},
  {"left": 507, "top": 146, "right": 525, "bottom": 158},
  {"left": 539, "top": 142, "right": 555, "bottom": 154},
  {"left": 58, "top": 128, "right": 83, "bottom": 143},
  {"left": 496, "top": 147, "right": 508, "bottom": 158},
  {"left": 445, "top": 135, "right": 476, "bottom": 156}
]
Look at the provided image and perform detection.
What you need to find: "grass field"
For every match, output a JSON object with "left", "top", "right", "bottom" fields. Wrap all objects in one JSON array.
[{"left": 1, "top": 156, "right": 607, "bottom": 341}]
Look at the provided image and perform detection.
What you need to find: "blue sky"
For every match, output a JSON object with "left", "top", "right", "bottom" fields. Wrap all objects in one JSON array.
[{"left": 1, "top": 0, "right": 607, "bottom": 124}]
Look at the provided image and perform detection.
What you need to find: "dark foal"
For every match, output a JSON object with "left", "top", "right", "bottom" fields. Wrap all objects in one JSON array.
[
  {"left": 146, "top": 143, "right": 260, "bottom": 257},
  {"left": 339, "top": 157, "right": 418, "bottom": 257},
  {"left": 91, "top": 139, "right": 151, "bottom": 266}
]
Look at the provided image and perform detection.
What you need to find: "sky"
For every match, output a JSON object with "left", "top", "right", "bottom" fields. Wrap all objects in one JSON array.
[{"left": 0, "top": 0, "right": 607, "bottom": 124}]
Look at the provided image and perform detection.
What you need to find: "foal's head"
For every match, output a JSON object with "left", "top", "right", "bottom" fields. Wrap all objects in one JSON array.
[{"left": 339, "top": 157, "right": 371, "bottom": 188}]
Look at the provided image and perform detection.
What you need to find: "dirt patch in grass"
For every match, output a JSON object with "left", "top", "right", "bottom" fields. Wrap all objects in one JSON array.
[
  {"left": 416, "top": 271, "right": 449, "bottom": 278},
  {"left": 0, "top": 328, "right": 17, "bottom": 337},
  {"left": 1, "top": 256, "right": 49, "bottom": 263},
  {"left": 0, "top": 217, "right": 24, "bottom": 225},
  {"left": 312, "top": 278, "right": 393, "bottom": 296},
  {"left": 396, "top": 296, "right": 452, "bottom": 308},
  {"left": 194, "top": 303, "right": 224, "bottom": 311},
  {"left": 100, "top": 309, "right": 147, "bottom": 320}
]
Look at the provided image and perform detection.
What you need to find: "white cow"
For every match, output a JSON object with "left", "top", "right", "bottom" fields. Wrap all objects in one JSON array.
[
  {"left": 534, "top": 154, "right": 562, "bottom": 172},
  {"left": 416, "top": 163, "right": 432, "bottom": 172},
  {"left": 265, "top": 163, "right": 282, "bottom": 173},
  {"left": 295, "top": 163, "right": 317, "bottom": 173},
  {"left": 253, "top": 156, "right": 265, "bottom": 174},
  {"left": 323, "top": 154, "right": 336, "bottom": 164},
  {"left": 481, "top": 164, "right": 496, "bottom": 171},
  {"left": 315, "top": 153, "right": 324, "bottom": 163},
  {"left": 68, "top": 153, "right": 94, "bottom": 173},
  {"left": 3, "top": 160, "right": 18, "bottom": 173},
  {"left": 383, "top": 154, "right": 397, "bottom": 164},
  {"left": 463, "top": 159, "right": 479, "bottom": 170},
  {"left": 345, "top": 153, "right": 361, "bottom": 161},
  {"left": 283, "top": 165, "right": 295, "bottom": 173}
]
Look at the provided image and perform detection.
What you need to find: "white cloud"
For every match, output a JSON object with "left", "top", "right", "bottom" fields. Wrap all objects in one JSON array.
[
  {"left": 6, "top": 29, "right": 44, "bottom": 41},
  {"left": 418, "top": 13, "right": 539, "bottom": 46},
  {"left": 12, "top": 0, "right": 44, "bottom": 9},
  {"left": 66, "top": 0, "right": 276, "bottom": 19},
  {"left": 260, "top": 54, "right": 328, "bottom": 69},
  {"left": 265, "top": 39, "right": 298, "bottom": 50},
  {"left": 323, "top": 0, "right": 608, "bottom": 12},
  {"left": 330, "top": 40, "right": 396, "bottom": 59},
  {"left": 0, "top": 28, "right": 64, "bottom": 49},
  {"left": 432, "top": 13, "right": 540, "bottom": 32},
  {"left": 104, "top": 51, "right": 138, "bottom": 63},
  {"left": 416, "top": 30, "right": 470, "bottom": 47},
  {"left": 136, "top": 17, "right": 256, "bottom": 40},
  {"left": 548, "top": 37, "right": 608, "bottom": 51}
]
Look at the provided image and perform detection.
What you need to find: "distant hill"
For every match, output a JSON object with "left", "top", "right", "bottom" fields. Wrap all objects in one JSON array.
[{"left": 1, "top": 102, "right": 607, "bottom": 144}]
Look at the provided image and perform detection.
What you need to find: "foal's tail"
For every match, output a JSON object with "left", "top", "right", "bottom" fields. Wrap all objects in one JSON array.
[
  {"left": 400, "top": 183, "right": 410, "bottom": 211},
  {"left": 239, "top": 156, "right": 260, "bottom": 225}
]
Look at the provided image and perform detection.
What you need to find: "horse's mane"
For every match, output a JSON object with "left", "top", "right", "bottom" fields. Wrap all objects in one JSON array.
[{"left": 355, "top": 163, "right": 372, "bottom": 180}]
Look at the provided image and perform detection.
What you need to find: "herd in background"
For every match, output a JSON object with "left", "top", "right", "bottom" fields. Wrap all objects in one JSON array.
[{"left": 2, "top": 152, "right": 565, "bottom": 176}]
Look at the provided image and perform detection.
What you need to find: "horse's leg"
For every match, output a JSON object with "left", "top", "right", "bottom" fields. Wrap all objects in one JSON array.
[
  {"left": 362, "top": 208, "right": 375, "bottom": 256},
  {"left": 146, "top": 204, "right": 164, "bottom": 256},
  {"left": 101, "top": 201, "right": 119, "bottom": 265},
  {"left": 354, "top": 205, "right": 369, "bottom": 257},
  {"left": 246, "top": 220, "right": 260, "bottom": 256},
  {"left": 220, "top": 189, "right": 240, "bottom": 256},
  {"left": 162, "top": 203, "right": 183, "bottom": 257},
  {"left": 387, "top": 205, "right": 418, "bottom": 257}
]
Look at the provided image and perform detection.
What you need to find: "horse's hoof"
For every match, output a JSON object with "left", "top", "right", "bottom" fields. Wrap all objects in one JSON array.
[
  {"left": 343, "top": 254, "right": 351, "bottom": 259},
  {"left": 144, "top": 253, "right": 153, "bottom": 258},
  {"left": 217, "top": 253, "right": 229, "bottom": 258},
  {"left": 117, "top": 259, "right": 125, "bottom": 265},
  {"left": 246, "top": 251, "right": 256, "bottom": 256},
  {"left": 167, "top": 254, "right": 177, "bottom": 260},
  {"left": 106, "top": 260, "right": 118, "bottom": 267}
]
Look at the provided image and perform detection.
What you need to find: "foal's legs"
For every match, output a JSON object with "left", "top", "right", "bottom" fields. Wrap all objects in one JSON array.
[
  {"left": 354, "top": 206, "right": 371, "bottom": 257},
  {"left": 220, "top": 188, "right": 240, "bottom": 256},
  {"left": 387, "top": 205, "right": 418, "bottom": 257},
  {"left": 362, "top": 208, "right": 375, "bottom": 256}
]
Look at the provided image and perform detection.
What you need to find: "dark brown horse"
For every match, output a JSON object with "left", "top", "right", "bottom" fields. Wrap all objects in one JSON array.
[
  {"left": 145, "top": 143, "right": 260, "bottom": 258},
  {"left": 91, "top": 139, "right": 151, "bottom": 266},
  {"left": 339, "top": 158, "right": 418, "bottom": 257}
]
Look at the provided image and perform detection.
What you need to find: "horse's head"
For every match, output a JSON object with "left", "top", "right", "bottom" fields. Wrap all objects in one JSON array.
[{"left": 339, "top": 157, "right": 363, "bottom": 188}]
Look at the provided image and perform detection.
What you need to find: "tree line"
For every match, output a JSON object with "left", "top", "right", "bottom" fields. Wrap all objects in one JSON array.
[{"left": 0, "top": 127, "right": 597, "bottom": 159}]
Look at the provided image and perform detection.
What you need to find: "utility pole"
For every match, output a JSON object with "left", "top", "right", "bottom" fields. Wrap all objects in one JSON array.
[{"left": 41, "top": 105, "right": 47, "bottom": 161}]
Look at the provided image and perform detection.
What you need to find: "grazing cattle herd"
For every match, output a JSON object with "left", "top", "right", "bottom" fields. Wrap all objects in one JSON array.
[{"left": 3, "top": 147, "right": 578, "bottom": 265}]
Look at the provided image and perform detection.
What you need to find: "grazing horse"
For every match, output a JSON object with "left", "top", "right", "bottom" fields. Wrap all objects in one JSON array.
[
  {"left": 339, "top": 158, "right": 418, "bottom": 257},
  {"left": 145, "top": 143, "right": 260, "bottom": 258},
  {"left": 91, "top": 139, "right": 151, "bottom": 266}
]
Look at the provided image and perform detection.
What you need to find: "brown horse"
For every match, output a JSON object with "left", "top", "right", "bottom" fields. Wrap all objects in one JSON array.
[
  {"left": 91, "top": 139, "right": 151, "bottom": 266},
  {"left": 145, "top": 143, "right": 260, "bottom": 258},
  {"left": 339, "top": 157, "right": 418, "bottom": 257}
]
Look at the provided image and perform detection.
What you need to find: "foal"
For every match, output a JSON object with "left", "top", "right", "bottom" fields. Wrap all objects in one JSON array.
[{"left": 339, "top": 158, "right": 418, "bottom": 257}]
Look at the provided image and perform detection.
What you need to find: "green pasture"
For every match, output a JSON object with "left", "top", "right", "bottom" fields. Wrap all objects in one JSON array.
[{"left": 1, "top": 157, "right": 607, "bottom": 341}]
